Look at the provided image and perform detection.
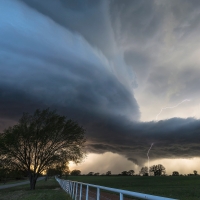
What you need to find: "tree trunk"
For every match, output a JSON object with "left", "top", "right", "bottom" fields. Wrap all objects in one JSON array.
[{"left": 29, "top": 173, "right": 37, "bottom": 190}]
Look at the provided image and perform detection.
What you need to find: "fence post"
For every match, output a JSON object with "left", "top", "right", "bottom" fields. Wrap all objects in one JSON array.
[
  {"left": 71, "top": 182, "right": 73, "bottom": 198},
  {"left": 75, "top": 182, "right": 78, "bottom": 200},
  {"left": 120, "top": 192, "right": 123, "bottom": 200},
  {"left": 72, "top": 182, "right": 75, "bottom": 199},
  {"left": 79, "top": 184, "right": 82, "bottom": 200},
  {"left": 71, "top": 182, "right": 74, "bottom": 199},
  {"left": 97, "top": 187, "right": 100, "bottom": 200},
  {"left": 70, "top": 181, "right": 73, "bottom": 196},
  {"left": 69, "top": 181, "right": 72, "bottom": 195},
  {"left": 86, "top": 185, "right": 89, "bottom": 200}
]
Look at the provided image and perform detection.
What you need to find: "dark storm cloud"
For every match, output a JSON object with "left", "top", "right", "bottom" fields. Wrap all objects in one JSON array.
[
  {"left": 85, "top": 117, "right": 200, "bottom": 165},
  {"left": 0, "top": 84, "right": 44, "bottom": 119},
  {"left": 1, "top": 0, "right": 200, "bottom": 167},
  {"left": 0, "top": 0, "right": 139, "bottom": 128}
]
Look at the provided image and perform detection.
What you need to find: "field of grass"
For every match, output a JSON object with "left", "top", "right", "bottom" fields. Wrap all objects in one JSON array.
[
  {"left": 0, "top": 178, "right": 71, "bottom": 200},
  {"left": 67, "top": 175, "right": 200, "bottom": 200}
]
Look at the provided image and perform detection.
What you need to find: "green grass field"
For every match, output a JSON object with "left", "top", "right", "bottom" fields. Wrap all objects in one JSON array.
[
  {"left": 0, "top": 178, "right": 71, "bottom": 200},
  {"left": 67, "top": 175, "right": 200, "bottom": 200}
]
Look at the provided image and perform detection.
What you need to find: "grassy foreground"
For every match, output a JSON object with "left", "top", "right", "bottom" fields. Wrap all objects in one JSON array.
[
  {"left": 68, "top": 175, "right": 200, "bottom": 200},
  {"left": 0, "top": 178, "right": 71, "bottom": 200}
]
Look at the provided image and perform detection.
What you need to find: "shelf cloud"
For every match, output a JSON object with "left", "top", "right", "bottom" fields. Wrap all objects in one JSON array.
[{"left": 1, "top": 0, "right": 200, "bottom": 168}]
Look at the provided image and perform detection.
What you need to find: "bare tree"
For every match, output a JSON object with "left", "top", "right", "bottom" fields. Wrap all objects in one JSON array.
[
  {"left": 106, "top": 171, "right": 111, "bottom": 176},
  {"left": 87, "top": 172, "right": 94, "bottom": 176},
  {"left": 172, "top": 171, "right": 179, "bottom": 176},
  {"left": 121, "top": 170, "right": 135, "bottom": 176},
  {"left": 121, "top": 171, "right": 128, "bottom": 176},
  {"left": 150, "top": 164, "right": 166, "bottom": 176},
  {"left": 127, "top": 170, "right": 135, "bottom": 176},
  {"left": 139, "top": 166, "right": 148, "bottom": 176},
  {"left": 0, "top": 108, "right": 86, "bottom": 190},
  {"left": 71, "top": 169, "right": 81, "bottom": 176}
]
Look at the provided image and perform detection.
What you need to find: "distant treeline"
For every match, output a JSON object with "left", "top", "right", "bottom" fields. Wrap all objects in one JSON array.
[
  {"left": 68, "top": 166, "right": 199, "bottom": 177},
  {"left": 2, "top": 165, "right": 197, "bottom": 183}
]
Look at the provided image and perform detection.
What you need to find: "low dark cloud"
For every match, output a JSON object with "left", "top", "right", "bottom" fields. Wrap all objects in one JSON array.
[
  {"left": 85, "top": 116, "right": 200, "bottom": 165},
  {"left": 1, "top": 0, "right": 200, "bottom": 169}
]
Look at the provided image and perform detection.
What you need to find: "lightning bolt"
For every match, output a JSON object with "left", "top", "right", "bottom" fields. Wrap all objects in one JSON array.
[
  {"left": 147, "top": 143, "right": 154, "bottom": 175},
  {"left": 155, "top": 99, "right": 191, "bottom": 121}
]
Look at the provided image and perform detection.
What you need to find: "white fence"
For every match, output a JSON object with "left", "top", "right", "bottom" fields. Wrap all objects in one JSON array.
[{"left": 55, "top": 177, "right": 178, "bottom": 200}]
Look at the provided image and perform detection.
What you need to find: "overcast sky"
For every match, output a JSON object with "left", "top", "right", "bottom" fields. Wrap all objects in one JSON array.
[{"left": 1, "top": 0, "right": 200, "bottom": 175}]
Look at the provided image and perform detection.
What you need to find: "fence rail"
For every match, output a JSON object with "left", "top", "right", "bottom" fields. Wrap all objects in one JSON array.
[{"left": 55, "top": 177, "right": 178, "bottom": 200}]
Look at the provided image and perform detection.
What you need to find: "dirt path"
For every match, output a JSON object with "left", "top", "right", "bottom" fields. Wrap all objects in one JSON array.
[{"left": 0, "top": 177, "right": 45, "bottom": 190}]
